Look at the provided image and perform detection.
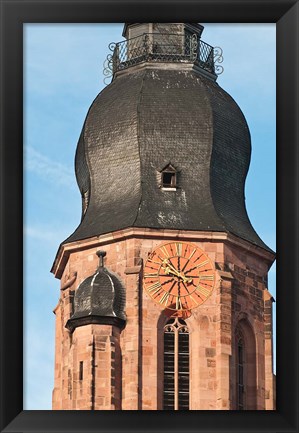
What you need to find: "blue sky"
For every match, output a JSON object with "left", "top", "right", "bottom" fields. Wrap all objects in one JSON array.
[{"left": 24, "top": 23, "right": 276, "bottom": 410}]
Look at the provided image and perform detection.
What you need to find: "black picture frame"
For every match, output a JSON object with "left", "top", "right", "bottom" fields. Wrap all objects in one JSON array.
[{"left": 0, "top": 0, "right": 298, "bottom": 432}]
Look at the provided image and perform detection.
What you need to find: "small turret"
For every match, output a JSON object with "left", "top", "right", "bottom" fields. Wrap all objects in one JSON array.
[{"left": 66, "top": 251, "right": 126, "bottom": 332}]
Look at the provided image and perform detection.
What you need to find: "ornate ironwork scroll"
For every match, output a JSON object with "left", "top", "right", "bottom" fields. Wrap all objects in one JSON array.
[
  {"left": 190, "top": 33, "right": 198, "bottom": 62},
  {"left": 103, "top": 33, "right": 224, "bottom": 83},
  {"left": 213, "top": 46, "right": 224, "bottom": 75},
  {"left": 103, "top": 42, "right": 117, "bottom": 84}
]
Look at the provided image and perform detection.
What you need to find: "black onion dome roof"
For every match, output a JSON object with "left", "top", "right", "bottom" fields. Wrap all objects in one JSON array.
[
  {"left": 64, "top": 67, "right": 272, "bottom": 253},
  {"left": 66, "top": 253, "right": 126, "bottom": 331}
]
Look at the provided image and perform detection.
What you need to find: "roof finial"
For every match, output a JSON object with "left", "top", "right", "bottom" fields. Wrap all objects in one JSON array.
[{"left": 96, "top": 250, "right": 106, "bottom": 268}]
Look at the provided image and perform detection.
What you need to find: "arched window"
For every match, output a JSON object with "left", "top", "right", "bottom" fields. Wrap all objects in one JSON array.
[
  {"left": 235, "top": 319, "right": 257, "bottom": 410},
  {"left": 163, "top": 317, "right": 189, "bottom": 410},
  {"left": 237, "top": 338, "right": 245, "bottom": 410}
]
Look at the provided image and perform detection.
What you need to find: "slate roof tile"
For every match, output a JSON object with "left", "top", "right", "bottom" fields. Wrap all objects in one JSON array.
[{"left": 63, "top": 67, "right": 272, "bottom": 253}]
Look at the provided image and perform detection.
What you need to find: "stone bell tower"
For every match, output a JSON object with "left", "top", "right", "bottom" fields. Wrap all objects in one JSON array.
[{"left": 51, "top": 23, "right": 275, "bottom": 410}]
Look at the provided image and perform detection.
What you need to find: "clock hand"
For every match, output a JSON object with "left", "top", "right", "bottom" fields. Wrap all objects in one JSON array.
[
  {"left": 161, "top": 260, "right": 181, "bottom": 278},
  {"left": 165, "top": 267, "right": 182, "bottom": 279},
  {"left": 165, "top": 261, "right": 189, "bottom": 279},
  {"left": 163, "top": 265, "right": 193, "bottom": 284},
  {"left": 181, "top": 275, "right": 193, "bottom": 284},
  {"left": 165, "top": 267, "right": 191, "bottom": 282},
  {"left": 162, "top": 259, "right": 179, "bottom": 275},
  {"left": 161, "top": 257, "right": 193, "bottom": 284}
]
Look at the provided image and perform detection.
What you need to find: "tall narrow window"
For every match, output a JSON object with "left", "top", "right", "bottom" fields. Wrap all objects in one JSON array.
[
  {"left": 79, "top": 361, "right": 84, "bottom": 381},
  {"left": 163, "top": 317, "right": 189, "bottom": 410},
  {"left": 235, "top": 319, "right": 257, "bottom": 410},
  {"left": 237, "top": 339, "right": 245, "bottom": 410}
]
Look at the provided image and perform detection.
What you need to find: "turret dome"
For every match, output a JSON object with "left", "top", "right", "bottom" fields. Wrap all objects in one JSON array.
[{"left": 66, "top": 251, "right": 126, "bottom": 332}]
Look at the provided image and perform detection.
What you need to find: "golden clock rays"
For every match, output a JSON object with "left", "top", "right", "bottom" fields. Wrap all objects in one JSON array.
[{"left": 143, "top": 241, "right": 216, "bottom": 312}]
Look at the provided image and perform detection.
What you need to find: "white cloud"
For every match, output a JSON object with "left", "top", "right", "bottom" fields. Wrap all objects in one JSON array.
[
  {"left": 24, "top": 225, "right": 69, "bottom": 245},
  {"left": 25, "top": 145, "right": 75, "bottom": 189}
]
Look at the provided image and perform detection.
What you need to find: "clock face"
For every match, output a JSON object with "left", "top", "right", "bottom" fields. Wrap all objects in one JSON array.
[{"left": 143, "top": 241, "right": 216, "bottom": 311}]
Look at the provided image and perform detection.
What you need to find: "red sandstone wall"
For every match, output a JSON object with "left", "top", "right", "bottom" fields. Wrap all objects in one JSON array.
[{"left": 52, "top": 230, "right": 275, "bottom": 410}]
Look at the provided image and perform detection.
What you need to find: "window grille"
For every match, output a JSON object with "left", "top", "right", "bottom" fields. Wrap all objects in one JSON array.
[{"left": 163, "top": 317, "right": 189, "bottom": 410}]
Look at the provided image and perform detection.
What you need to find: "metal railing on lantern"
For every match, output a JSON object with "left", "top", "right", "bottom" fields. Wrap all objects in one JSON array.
[{"left": 106, "top": 33, "right": 217, "bottom": 76}]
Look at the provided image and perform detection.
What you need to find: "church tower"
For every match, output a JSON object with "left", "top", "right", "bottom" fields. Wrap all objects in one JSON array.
[{"left": 51, "top": 23, "right": 275, "bottom": 410}]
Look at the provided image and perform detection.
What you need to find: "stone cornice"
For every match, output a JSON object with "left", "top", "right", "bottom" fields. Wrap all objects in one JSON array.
[
  {"left": 113, "top": 61, "right": 217, "bottom": 82},
  {"left": 51, "top": 227, "right": 275, "bottom": 280}
]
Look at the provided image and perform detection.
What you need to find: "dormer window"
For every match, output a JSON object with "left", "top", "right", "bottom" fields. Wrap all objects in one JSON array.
[
  {"left": 161, "top": 164, "right": 177, "bottom": 190},
  {"left": 162, "top": 171, "right": 176, "bottom": 188}
]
